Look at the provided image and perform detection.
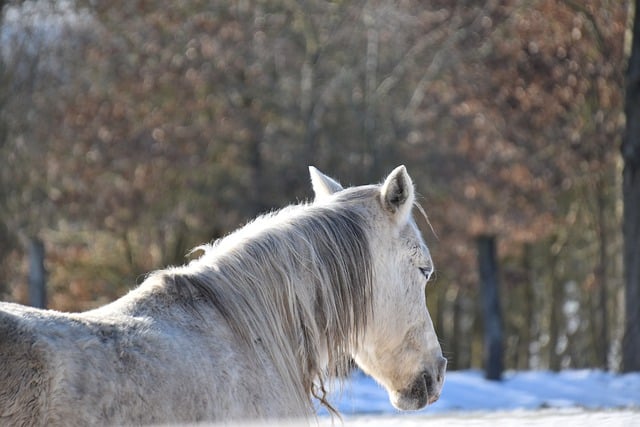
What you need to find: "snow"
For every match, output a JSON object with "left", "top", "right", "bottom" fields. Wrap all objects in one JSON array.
[
  {"left": 323, "top": 409, "right": 640, "bottom": 427},
  {"left": 315, "top": 369, "right": 640, "bottom": 425}
]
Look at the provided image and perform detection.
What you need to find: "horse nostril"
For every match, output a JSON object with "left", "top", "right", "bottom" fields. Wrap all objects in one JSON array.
[{"left": 422, "top": 371, "right": 434, "bottom": 392}]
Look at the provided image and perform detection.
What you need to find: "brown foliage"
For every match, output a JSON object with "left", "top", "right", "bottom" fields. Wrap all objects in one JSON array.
[{"left": 0, "top": 0, "right": 629, "bottom": 369}]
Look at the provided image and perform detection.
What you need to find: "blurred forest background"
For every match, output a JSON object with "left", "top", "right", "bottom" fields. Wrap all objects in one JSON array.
[{"left": 0, "top": 0, "right": 634, "bottom": 373}]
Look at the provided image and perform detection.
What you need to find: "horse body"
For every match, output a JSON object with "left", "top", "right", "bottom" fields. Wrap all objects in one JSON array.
[
  {"left": 1, "top": 282, "right": 292, "bottom": 426},
  {"left": 0, "top": 166, "right": 446, "bottom": 425}
]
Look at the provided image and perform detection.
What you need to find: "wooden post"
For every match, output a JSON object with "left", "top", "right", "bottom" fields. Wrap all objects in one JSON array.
[
  {"left": 477, "top": 235, "right": 503, "bottom": 380},
  {"left": 28, "top": 237, "right": 46, "bottom": 308}
]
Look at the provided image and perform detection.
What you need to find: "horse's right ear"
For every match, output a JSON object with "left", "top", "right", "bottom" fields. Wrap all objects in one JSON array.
[
  {"left": 309, "top": 166, "right": 343, "bottom": 201},
  {"left": 380, "top": 165, "right": 415, "bottom": 225}
]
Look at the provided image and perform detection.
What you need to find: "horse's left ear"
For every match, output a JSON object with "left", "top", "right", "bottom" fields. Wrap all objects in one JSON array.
[
  {"left": 380, "top": 165, "right": 414, "bottom": 224},
  {"left": 309, "top": 166, "right": 344, "bottom": 201}
]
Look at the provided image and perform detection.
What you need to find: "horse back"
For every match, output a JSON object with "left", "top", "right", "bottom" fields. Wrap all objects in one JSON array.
[{"left": 0, "top": 303, "right": 49, "bottom": 427}]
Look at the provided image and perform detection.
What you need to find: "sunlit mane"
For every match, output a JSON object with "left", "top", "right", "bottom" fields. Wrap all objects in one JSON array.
[{"left": 162, "top": 191, "right": 376, "bottom": 414}]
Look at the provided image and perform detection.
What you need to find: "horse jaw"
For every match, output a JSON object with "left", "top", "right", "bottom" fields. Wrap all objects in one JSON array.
[{"left": 353, "top": 334, "right": 446, "bottom": 411}]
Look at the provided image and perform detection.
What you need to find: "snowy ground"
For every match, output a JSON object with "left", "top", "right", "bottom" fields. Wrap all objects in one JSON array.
[
  {"left": 314, "top": 369, "right": 640, "bottom": 426},
  {"left": 180, "top": 370, "right": 639, "bottom": 426},
  {"left": 324, "top": 409, "right": 640, "bottom": 427}
]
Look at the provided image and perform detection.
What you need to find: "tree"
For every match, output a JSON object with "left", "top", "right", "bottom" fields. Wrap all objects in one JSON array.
[
  {"left": 622, "top": 0, "right": 640, "bottom": 373},
  {"left": 477, "top": 235, "right": 503, "bottom": 380},
  {"left": 0, "top": 1, "right": 96, "bottom": 306},
  {"left": 0, "top": 0, "right": 8, "bottom": 299},
  {"left": 0, "top": 0, "right": 629, "bottom": 373}
]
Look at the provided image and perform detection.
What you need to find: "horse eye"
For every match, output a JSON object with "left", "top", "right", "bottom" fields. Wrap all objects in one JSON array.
[{"left": 419, "top": 267, "right": 433, "bottom": 280}]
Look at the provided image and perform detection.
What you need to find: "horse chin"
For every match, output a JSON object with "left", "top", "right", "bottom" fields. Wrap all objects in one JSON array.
[{"left": 389, "top": 371, "right": 440, "bottom": 411}]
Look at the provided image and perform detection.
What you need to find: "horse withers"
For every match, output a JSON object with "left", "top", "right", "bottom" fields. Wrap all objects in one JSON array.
[{"left": 0, "top": 166, "right": 446, "bottom": 425}]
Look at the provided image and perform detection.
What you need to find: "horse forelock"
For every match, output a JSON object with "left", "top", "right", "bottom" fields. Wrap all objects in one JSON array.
[{"left": 162, "top": 193, "right": 375, "bottom": 414}]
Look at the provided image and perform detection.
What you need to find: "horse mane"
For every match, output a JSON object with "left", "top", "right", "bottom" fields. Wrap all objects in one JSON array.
[{"left": 159, "top": 189, "right": 375, "bottom": 415}]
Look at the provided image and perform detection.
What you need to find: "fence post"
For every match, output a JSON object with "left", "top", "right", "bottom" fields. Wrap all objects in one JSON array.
[
  {"left": 28, "top": 237, "right": 46, "bottom": 308},
  {"left": 477, "top": 235, "right": 503, "bottom": 380}
]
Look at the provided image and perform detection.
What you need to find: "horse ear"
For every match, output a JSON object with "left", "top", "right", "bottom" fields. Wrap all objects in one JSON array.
[
  {"left": 309, "top": 166, "right": 344, "bottom": 201},
  {"left": 380, "top": 165, "right": 414, "bottom": 224}
]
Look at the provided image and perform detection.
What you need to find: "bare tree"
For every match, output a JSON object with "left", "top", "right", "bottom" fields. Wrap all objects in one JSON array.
[{"left": 622, "top": 0, "right": 640, "bottom": 373}]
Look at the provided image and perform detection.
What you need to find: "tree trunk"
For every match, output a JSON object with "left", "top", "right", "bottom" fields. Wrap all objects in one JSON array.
[
  {"left": 477, "top": 235, "right": 503, "bottom": 380},
  {"left": 523, "top": 243, "right": 534, "bottom": 369},
  {"left": 548, "top": 245, "right": 562, "bottom": 371},
  {"left": 595, "top": 177, "right": 609, "bottom": 369},
  {"left": 28, "top": 237, "right": 46, "bottom": 308},
  {"left": 363, "top": 7, "right": 379, "bottom": 178},
  {"left": 622, "top": 0, "right": 640, "bottom": 373},
  {"left": 450, "top": 287, "right": 463, "bottom": 369}
]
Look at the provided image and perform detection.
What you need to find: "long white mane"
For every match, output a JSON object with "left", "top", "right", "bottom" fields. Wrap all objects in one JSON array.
[{"left": 160, "top": 189, "right": 376, "bottom": 414}]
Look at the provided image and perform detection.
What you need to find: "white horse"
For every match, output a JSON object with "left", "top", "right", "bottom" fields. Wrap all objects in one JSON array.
[{"left": 0, "top": 166, "right": 446, "bottom": 426}]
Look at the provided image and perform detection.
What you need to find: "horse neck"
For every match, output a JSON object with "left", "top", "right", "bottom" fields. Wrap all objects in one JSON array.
[
  {"left": 211, "top": 206, "right": 373, "bottom": 380},
  {"left": 146, "top": 203, "right": 373, "bottom": 411}
]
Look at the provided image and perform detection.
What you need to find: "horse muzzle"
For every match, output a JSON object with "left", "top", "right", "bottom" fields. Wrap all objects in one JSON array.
[{"left": 391, "top": 356, "right": 447, "bottom": 410}]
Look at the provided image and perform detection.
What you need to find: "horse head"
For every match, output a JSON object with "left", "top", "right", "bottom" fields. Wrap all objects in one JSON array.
[{"left": 310, "top": 165, "right": 446, "bottom": 410}]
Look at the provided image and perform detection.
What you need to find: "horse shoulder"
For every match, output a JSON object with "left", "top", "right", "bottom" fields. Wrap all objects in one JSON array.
[
  {"left": 0, "top": 304, "right": 50, "bottom": 426},
  {"left": 0, "top": 286, "right": 310, "bottom": 423}
]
